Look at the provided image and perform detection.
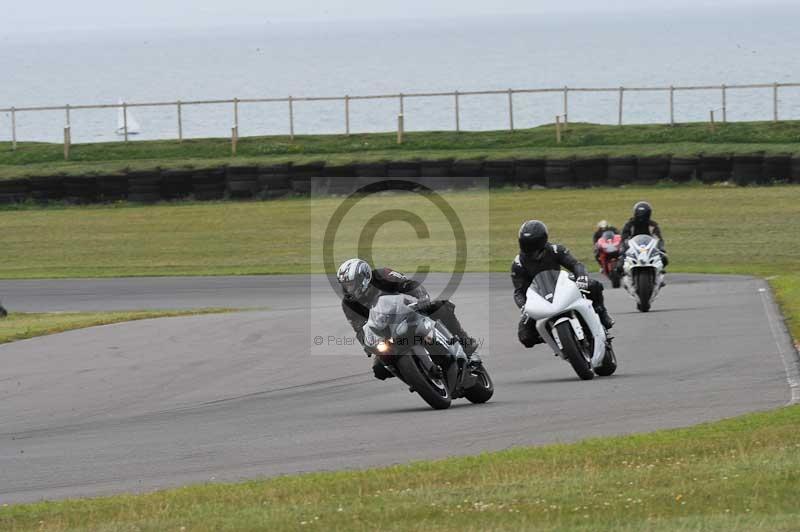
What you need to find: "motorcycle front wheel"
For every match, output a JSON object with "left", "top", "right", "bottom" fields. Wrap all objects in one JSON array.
[
  {"left": 555, "top": 321, "right": 594, "bottom": 380},
  {"left": 395, "top": 353, "right": 452, "bottom": 410},
  {"left": 463, "top": 366, "right": 494, "bottom": 404},
  {"left": 635, "top": 269, "right": 654, "bottom": 312}
]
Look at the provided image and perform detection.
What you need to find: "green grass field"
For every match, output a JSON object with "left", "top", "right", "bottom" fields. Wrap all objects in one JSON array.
[
  {"left": 0, "top": 309, "right": 233, "bottom": 345},
  {"left": 2, "top": 405, "right": 799, "bottom": 531},
  {"left": 1, "top": 121, "right": 799, "bottom": 178},
  {"left": 1, "top": 185, "right": 798, "bottom": 335}
]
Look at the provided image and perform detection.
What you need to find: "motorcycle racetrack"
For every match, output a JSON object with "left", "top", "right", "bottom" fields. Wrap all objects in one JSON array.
[{"left": 0, "top": 273, "right": 794, "bottom": 504}]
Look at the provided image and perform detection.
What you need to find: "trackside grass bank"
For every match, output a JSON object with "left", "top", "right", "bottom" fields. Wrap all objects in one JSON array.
[
  {"left": 1, "top": 121, "right": 800, "bottom": 179},
  {"left": 2, "top": 405, "right": 799, "bottom": 530},
  {"left": 0, "top": 309, "right": 235, "bottom": 345}
]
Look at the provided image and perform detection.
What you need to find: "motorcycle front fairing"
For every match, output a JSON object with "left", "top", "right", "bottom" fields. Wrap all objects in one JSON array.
[
  {"left": 523, "top": 270, "right": 607, "bottom": 368},
  {"left": 622, "top": 234, "right": 665, "bottom": 303}
]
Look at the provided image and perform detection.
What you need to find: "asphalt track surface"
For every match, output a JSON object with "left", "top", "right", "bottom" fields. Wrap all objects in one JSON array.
[{"left": 0, "top": 274, "right": 796, "bottom": 504}]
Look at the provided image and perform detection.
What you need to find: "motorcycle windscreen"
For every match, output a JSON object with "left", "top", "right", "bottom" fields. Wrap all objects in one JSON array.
[
  {"left": 529, "top": 269, "right": 561, "bottom": 302},
  {"left": 365, "top": 294, "right": 417, "bottom": 342},
  {"left": 629, "top": 234, "right": 655, "bottom": 247}
]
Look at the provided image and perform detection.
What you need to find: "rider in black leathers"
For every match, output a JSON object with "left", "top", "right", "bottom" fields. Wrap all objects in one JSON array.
[
  {"left": 337, "top": 258, "right": 480, "bottom": 380},
  {"left": 512, "top": 220, "right": 615, "bottom": 349},
  {"left": 620, "top": 201, "right": 668, "bottom": 268}
]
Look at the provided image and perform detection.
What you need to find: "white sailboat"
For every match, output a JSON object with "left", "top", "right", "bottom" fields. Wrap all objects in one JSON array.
[{"left": 116, "top": 100, "right": 141, "bottom": 136}]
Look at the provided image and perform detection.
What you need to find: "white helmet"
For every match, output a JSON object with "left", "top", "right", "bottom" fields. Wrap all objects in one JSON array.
[
  {"left": 597, "top": 220, "right": 609, "bottom": 230},
  {"left": 337, "top": 258, "right": 372, "bottom": 299}
]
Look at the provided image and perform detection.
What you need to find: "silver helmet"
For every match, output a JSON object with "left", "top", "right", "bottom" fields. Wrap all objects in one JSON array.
[{"left": 337, "top": 258, "right": 373, "bottom": 299}]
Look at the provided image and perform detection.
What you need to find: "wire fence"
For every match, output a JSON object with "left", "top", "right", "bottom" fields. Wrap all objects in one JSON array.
[{"left": 2, "top": 81, "right": 800, "bottom": 150}]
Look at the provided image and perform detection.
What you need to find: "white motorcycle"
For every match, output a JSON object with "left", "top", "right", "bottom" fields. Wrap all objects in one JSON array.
[
  {"left": 523, "top": 269, "right": 617, "bottom": 380},
  {"left": 622, "top": 234, "right": 665, "bottom": 313}
]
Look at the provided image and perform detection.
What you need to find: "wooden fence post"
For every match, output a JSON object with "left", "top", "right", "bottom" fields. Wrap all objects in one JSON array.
[
  {"left": 65, "top": 104, "right": 71, "bottom": 127},
  {"left": 397, "top": 114, "right": 404, "bottom": 145},
  {"left": 773, "top": 82, "right": 779, "bottom": 122},
  {"left": 454, "top": 91, "right": 460, "bottom": 133},
  {"left": 177, "top": 101, "right": 183, "bottom": 143},
  {"left": 122, "top": 102, "right": 129, "bottom": 143},
  {"left": 345, "top": 95, "right": 350, "bottom": 136},
  {"left": 288, "top": 96, "right": 295, "bottom": 140},
  {"left": 508, "top": 88, "right": 515, "bottom": 131},
  {"left": 709, "top": 110, "right": 716, "bottom": 133},
  {"left": 618, "top": 87, "right": 624, "bottom": 126},
  {"left": 233, "top": 97, "right": 239, "bottom": 132},
  {"left": 669, "top": 86, "right": 675, "bottom": 125},
  {"left": 563, "top": 86, "right": 569, "bottom": 125},
  {"left": 11, "top": 107, "right": 16, "bottom": 150},
  {"left": 64, "top": 125, "right": 71, "bottom": 160},
  {"left": 399, "top": 93, "right": 404, "bottom": 115},
  {"left": 721, "top": 84, "right": 727, "bottom": 123},
  {"left": 231, "top": 126, "right": 238, "bottom": 155},
  {"left": 555, "top": 115, "right": 562, "bottom": 144}
]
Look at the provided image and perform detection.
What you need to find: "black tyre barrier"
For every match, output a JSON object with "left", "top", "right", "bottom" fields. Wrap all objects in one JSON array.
[
  {"left": 97, "top": 175, "right": 128, "bottom": 202},
  {"left": 763, "top": 155, "right": 792, "bottom": 183},
  {"left": 607, "top": 157, "right": 636, "bottom": 186},
  {"left": 291, "top": 162, "right": 325, "bottom": 178},
  {"left": 63, "top": 176, "right": 99, "bottom": 203},
  {"left": 226, "top": 165, "right": 260, "bottom": 198},
  {"left": 514, "top": 159, "right": 546, "bottom": 188},
  {"left": 484, "top": 160, "right": 515, "bottom": 188},
  {"left": 387, "top": 161, "right": 420, "bottom": 178},
  {"left": 160, "top": 169, "right": 193, "bottom": 200},
  {"left": 30, "top": 175, "right": 65, "bottom": 202},
  {"left": 573, "top": 157, "right": 607, "bottom": 187},
  {"left": 127, "top": 171, "right": 162, "bottom": 203},
  {"left": 418, "top": 159, "right": 452, "bottom": 177},
  {"left": 636, "top": 157, "right": 670, "bottom": 185},
  {"left": 731, "top": 155, "right": 764, "bottom": 186},
  {"left": 668, "top": 157, "right": 698, "bottom": 183},
  {"left": 0, "top": 178, "right": 29, "bottom": 204},
  {"left": 354, "top": 162, "right": 387, "bottom": 178},
  {"left": 192, "top": 168, "right": 225, "bottom": 200},
  {"left": 323, "top": 166, "right": 358, "bottom": 195},
  {"left": 792, "top": 156, "right": 800, "bottom": 184},
  {"left": 699, "top": 156, "right": 731, "bottom": 184},
  {"left": 545, "top": 159, "right": 574, "bottom": 188},
  {"left": 286, "top": 177, "right": 310, "bottom": 195},
  {"left": 451, "top": 160, "right": 484, "bottom": 178}
]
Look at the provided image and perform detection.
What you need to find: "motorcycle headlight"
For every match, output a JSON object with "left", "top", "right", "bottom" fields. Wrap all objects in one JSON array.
[{"left": 377, "top": 339, "right": 393, "bottom": 353}]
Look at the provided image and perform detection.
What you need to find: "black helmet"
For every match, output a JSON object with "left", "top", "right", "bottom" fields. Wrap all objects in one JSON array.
[
  {"left": 633, "top": 201, "right": 652, "bottom": 222},
  {"left": 518, "top": 220, "right": 549, "bottom": 254}
]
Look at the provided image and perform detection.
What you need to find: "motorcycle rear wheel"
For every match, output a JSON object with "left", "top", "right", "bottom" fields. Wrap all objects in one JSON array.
[
  {"left": 395, "top": 354, "right": 452, "bottom": 410},
  {"left": 555, "top": 321, "right": 594, "bottom": 380}
]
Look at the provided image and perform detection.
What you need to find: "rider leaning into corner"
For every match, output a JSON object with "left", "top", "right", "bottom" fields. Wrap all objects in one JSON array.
[
  {"left": 337, "top": 258, "right": 482, "bottom": 380},
  {"left": 512, "top": 220, "right": 615, "bottom": 349}
]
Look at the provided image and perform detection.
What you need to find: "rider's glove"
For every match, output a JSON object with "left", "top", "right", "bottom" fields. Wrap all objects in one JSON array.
[
  {"left": 575, "top": 275, "right": 590, "bottom": 291},
  {"left": 416, "top": 297, "right": 435, "bottom": 314}
]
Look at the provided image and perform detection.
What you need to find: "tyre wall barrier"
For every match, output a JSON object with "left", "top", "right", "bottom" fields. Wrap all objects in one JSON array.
[
  {"left": 607, "top": 157, "right": 636, "bottom": 186},
  {"left": 732, "top": 155, "right": 764, "bottom": 186},
  {"left": 699, "top": 156, "right": 731, "bottom": 184},
  {"left": 0, "top": 155, "right": 795, "bottom": 205}
]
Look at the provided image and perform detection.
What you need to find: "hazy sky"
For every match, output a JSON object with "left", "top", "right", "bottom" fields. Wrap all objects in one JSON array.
[{"left": 3, "top": 0, "right": 789, "bottom": 34}]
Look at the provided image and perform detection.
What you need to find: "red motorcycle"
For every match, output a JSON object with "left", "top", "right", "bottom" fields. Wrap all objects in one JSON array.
[{"left": 595, "top": 231, "right": 623, "bottom": 288}]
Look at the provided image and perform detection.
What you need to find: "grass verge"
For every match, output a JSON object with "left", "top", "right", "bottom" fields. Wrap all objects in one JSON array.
[
  {"left": 2, "top": 405, "right": 799, "bottom": 530},
  {"left": 1, "top": 121, "right": 800, "bottom": 178},
  {"left": 0, "top": 309, "right": 234, "bottom": 345}
]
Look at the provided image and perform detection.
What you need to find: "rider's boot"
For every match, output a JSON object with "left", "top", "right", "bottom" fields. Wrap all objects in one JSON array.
[{"left": 596, "top": 305, "right": 615, "bottom": 330}]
